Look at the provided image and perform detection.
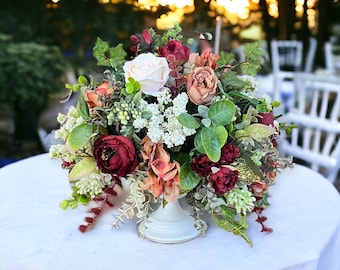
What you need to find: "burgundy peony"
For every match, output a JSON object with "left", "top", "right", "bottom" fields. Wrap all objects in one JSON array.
[
  {"left": 257, "top": 112, "right": 274, "bottom": 126},
  {"left": 257, "top": 112, "right": 278, "bottom": 147},
  {"left": 93, "top": 135, "right": 138, "bottom": 176},
  {"left": 158, "top": 40, "right": 190, "bottom": 64},
  {"left": 190, "top": 154, "right": 216, "bottom": 177},
  {"left": 209, "top": 167, "right": 238, "bottom": 195},
  {"left": 217, "top": 144, "right": 241, "bottom": 165}
]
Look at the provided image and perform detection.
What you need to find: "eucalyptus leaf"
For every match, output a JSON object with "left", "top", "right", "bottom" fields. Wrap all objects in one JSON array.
[
  {"left": 194, "top": 127, "right": 221, "bottom": 162},
  {"left": 68, "top": 157, "right": 97, "bottom": 182},
  {"left": 179, "top": 163, "right": 201, "bottom": 190},
  {"left": 197, "top": 105, "right": 209, "bottom": 118},
  {"left": 208, "top": 99, "right": 236, "bottom": 126},
  {"left": 178, "top": 113, "right": 200, "bottom": 129},
  {"left": 244, "top": 123, "right": 276, "bottom": 141},
  {"left": 212, "top": 125, "right": 228, "bottom": 148},
  {"left": 67, "top": 123, "right": 93, "bottom": 150}
]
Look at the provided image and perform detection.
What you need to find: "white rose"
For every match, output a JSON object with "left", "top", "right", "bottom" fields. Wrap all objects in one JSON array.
[{"left": 123, "top": 53, "right": 170, "bottom": 96}]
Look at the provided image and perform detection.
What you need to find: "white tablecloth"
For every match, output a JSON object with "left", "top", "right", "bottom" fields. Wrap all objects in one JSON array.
[{"left": 0, "top": 154, "right": 340, "bottom": 270}]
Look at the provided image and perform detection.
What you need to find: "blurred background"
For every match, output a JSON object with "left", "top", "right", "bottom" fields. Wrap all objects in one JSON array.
[{"left": 1, "top": 0, "right": 340, "bottom": 165}]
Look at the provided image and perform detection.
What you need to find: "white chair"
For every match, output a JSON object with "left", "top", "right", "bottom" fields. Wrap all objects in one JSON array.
[
  {"left": 304, "top": 37, "right": 317, "bottom": 73},
  {"left": 325, "top": 41, "right": 340, "bottom": 74},
  {"left": 279, "top": 73, "right": 340, "bottom": 183},
  {"left": 270, "top": 40, "right": 304, "bottom": 113}
]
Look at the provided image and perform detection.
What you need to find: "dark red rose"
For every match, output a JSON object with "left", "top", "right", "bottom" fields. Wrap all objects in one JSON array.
[
  {"left": 190, "top": 154, "right": 216, "bottom": 177},
  {"left": 93, "top": 135, "right": 138, "bottom": 176},
  {"left": 209, "top": 167, "right": 238, "bottom": 195},
  {"left": 217, "top": 144, "right": 240, "bottom": 165},
  {"left": 158, "top": 40, "right": 190, "bottom": 64}
]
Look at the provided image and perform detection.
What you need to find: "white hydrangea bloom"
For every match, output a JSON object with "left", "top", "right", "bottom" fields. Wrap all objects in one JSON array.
[
  {"left": 48, "top": 144, "right": 77, "bottom": 163},
  {"left": 54, "top": 106, "right": 85, "bottom": 141},
  {"left": 225, "top": 185, "right": 256, "bottom": 215},
  {"left": 133, "top": 89, "right": 195, "bottom": 147}
]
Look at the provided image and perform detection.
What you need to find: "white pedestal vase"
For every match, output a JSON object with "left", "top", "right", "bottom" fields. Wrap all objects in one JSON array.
[{"left": 138, "top": 198, "right": 206, "bottom": 244}]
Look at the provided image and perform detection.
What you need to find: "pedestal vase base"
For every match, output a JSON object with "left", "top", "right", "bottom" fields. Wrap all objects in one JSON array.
[{"left": 138, "top": 199, "right": 205, "bottom": 244}]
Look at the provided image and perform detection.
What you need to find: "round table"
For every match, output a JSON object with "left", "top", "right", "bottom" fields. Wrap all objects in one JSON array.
[{"left": 0, "top": 154, "right": 340, "bottom": 270}]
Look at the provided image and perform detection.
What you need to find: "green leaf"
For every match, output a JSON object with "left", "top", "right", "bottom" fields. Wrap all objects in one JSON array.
[
  {"left": 67, "top": 123, "right": 93, "bottom": 151},
  {"left": 194, "top": 127, "right": 221, "bottom": 162},
  {"left": 68, "top": 157, "right": 97, "bottom": 182},
  {"left": 78, "top": 75, "right": 88, "bottom": 84},
  {"left": 76, "top": 93, "right": 89, "bottom": 119},
  {"left": 212, "top": 125, "right": 228, "bottom": 148},
  {"left": 240, "top": 61, "right": 261, "bottom": 76},
  {"left": 217, "top": 51, "right": 236, "bottom": 67},
  {"left": 244, "top": 123, "right": 276, "bottom": 141},
  {"left": 109, "top": 43, "right": 127, "bottom": 69},
  {"left": 241, "top": 42, "right": 263, "bottom": 76},
  {"left": 60, "top": 200, "right": 69, "bottom": 210},
  {"left": 178, "top": 113, "right": 200, "bottom": 129},
  {"left": 78, "top": 195, "right": 90, "bottom": 205},
  {"left": 208, "top": 99, "right": 236, "bottom": 126},
  {"left": 93, "top": 37, "right": 110, "bottom": 67},
  {"left": 212, "top": 205, "right": 253, "bottom": 247},
  {"left": 179, "top": 163, "right": 201, "bottom": 190},
  {"left": 197, "top": 105, "right": 209, "bottom": 118}
]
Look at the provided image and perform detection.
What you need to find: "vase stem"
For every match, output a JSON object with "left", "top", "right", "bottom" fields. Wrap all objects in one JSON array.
[{"left": 138, "top": 199, "right": 205, "bottom": 244}]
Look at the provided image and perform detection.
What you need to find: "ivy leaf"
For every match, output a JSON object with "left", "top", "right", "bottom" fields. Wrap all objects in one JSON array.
[
  {"left": 244, "top": 41, "right": 262, "bottom": 61},
  {"left": 241, "top": 42, "right": 262, "bottom": 76},
  {"left": 67, "top": 123, "right": 93, "bottom": 150},
  {"left": 179, "top": 163, "right": 201, "bottom": 190},
  {"left": 217, "top": 51, "right": 236, "bottom": 67},
  {"left": 208, "top": 99, "right": 236, "bottom": 126},
  {"left": 219, "top": 71, "right": 247, "bottom": 91},
  {"left": 240, "top": 61, "right": 262, "bottom": 76},
  {"left": 93, "top": 37, "right": 110, "bottom": 67},
  {"left": 109, "top": 43, "right": 127, "bottom": 69},
  {"left": 68, "top": 157, "right": 97, "bottom": 182},
  {"left": 178, "top": 112, "right": 200, "bottom": 129}
]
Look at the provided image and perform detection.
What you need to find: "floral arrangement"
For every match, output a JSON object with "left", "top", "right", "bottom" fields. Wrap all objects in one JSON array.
[{"left": 49, "top": 24, "right": 293, "bottom": 246}]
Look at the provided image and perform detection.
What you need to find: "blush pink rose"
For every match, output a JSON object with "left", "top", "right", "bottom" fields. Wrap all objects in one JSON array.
[{"left": 186, "top": 66, "right": 218, "bottom": 105}]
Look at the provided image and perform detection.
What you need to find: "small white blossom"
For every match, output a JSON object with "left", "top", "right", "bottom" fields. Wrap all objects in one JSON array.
[{"left": 75, "top": 170, "right": 112, "bottom": 199}]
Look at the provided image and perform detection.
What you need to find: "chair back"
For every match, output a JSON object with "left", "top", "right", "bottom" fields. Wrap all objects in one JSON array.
[
  {"left": 271, "top": 40, "right": 303, "bottom": 74},
  {"left": 304, "top": 37, "right": 317, "bottom": 73},
  {"left": 270, "top": 40, "right": 304, "bottom": 113},
  {"left": 325, "top": 42, "right": 340, "bottom": 74},
  {"left": 279, "top": 73, "right": 340, "bottom": 183}
]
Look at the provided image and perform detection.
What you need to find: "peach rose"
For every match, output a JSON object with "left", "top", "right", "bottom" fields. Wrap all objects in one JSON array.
[
  {"left": 86, "top": 81, "right": 114, "bottom": 108},
  {"left": 186, "top": 66, "right": 218, "bottom": 105}
]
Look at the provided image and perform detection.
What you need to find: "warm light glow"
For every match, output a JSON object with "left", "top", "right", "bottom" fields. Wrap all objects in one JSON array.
[
  {"left": 156, "top": 9, "right": 185, "bottom": 29},
  {"left": 266, "top": 0, "right": 279, "bottom": 18},
  {"left": 137, "top": 0, "right": 194, "bottom": 9},
  {"left": 215, "top": 0, "right": 250, "bottom": 19}
]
